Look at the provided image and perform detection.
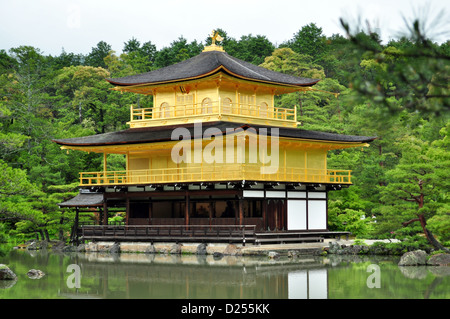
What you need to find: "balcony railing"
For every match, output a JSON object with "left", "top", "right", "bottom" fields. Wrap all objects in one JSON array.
[
  {"left": 79, "top": 165, "right": 351, "bottom": 186},
  {"left": 130, "top": 100, "right": 296, "bottom": 126}
]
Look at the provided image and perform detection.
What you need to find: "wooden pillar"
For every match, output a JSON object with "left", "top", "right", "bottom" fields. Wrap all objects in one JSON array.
[
  {"left": 325, "top": 191, "right": 328, "bottom": 231},
  {"left": 74, "top": 207, "right": 79, "bottom": 246},
  {"left": 185, "top": 192, "right": 190, "bottom": 228},
  {"left": 103, "top": 152, "right": 107, "bottom": 184},
  {"left": 306, "top": 191, "right": 309, "bottom": 231},
  {"left": 148, "top": 201, "right": 152, "bottom": 225},
  {"left": 103, "top": 201, "right": 108, "bottom": 225},
  {"left": 262, "top": 199, "right": 267, "bottom": 231},
  {"left": 238, "top": 197, "right": 243, "bottom": 226},
  {"left": 209, "top": 200, "right": 213, "bottom": 227},
  {"left": 125, "top": 196, "right": 130, "bottom": 225}
]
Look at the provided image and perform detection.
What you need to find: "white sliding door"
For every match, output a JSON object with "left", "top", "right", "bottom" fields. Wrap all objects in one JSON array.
[
  {"left": 287, "top": 200, "right": 307, "bottom": 230},
  {"left": 307, "top": 200, "right": 327, "bottom": 230}
]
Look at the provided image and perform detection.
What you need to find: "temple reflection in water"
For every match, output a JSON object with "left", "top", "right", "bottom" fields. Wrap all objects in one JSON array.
[{"left": 61, "top": 253, "right": 329, "bottom": 299}]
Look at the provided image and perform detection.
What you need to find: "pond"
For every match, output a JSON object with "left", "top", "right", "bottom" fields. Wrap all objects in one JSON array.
[{"left": 0, "top": 249, "right": 449, "bottom": 300}]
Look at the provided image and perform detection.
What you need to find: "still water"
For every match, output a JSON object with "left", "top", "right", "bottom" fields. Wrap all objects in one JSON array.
[{"left": 0, "top": 249, "right": 449, "bottom": 299}]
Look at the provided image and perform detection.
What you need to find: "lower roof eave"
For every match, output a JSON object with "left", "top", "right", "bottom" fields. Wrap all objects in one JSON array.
[{"left": 58, "top": 192, "right": 104, "bottom": 208}]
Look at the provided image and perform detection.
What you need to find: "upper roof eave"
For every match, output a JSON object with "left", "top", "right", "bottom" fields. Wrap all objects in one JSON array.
[
  {"left": 107, "top": 67, "right": 320, "bottom": 88},
  {"left": 105, "top": 50, "right": 320, "bottom": 89},
  {"left": 108, "top": 68, "right": 318, "bottom": 96}
]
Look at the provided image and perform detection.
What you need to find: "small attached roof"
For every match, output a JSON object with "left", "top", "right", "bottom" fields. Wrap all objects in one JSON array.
[
  {"left": 106, "top": 50, "right": 319, "bottom": 88},
  {"left": 58, "top": 192, "right": 104, "bottom": 208},
  {"left": 53, "top": 121, "right": 377, "bottom": 148}
]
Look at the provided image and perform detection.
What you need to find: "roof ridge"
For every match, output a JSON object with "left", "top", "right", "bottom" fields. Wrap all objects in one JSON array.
[{"left": 219, "top": 53, "right": 272, "bottom": 81}]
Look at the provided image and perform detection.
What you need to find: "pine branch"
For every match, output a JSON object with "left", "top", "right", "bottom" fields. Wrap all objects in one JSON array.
[{"left": 402, "top": 218, "right": 420, "bottom": 227}]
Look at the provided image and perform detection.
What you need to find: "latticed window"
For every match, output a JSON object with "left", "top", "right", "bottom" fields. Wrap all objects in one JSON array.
[
  {"left": 221, "top": 97, "right": 232, "bottom": 114},
  {"left": 239, "top": 95, "right": 254, "bottom": 115},
  {"left": 201, "top": 97, "right": 213, "bottom": 114},
  {"left": 177, "top": 94, "right": 193, "bottom": 115},
  {"left": 161, "top": 102, "right": 170, "bottom": 118},
  {"left": 239, "top": 95, "right": 255, "bottom": 106},
  {"left": 260, "top": 102, "right": 268, "bottom": 117},
  {"left": 177, "top": 94, "right": 193, "bottom": 106}
]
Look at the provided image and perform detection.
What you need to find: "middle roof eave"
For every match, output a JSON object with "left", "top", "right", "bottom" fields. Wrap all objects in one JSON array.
[{"left": 53, "top": 121, "right": 377, "bottom": 148}]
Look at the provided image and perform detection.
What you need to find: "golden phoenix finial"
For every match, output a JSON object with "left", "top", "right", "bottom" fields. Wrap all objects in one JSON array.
[{"left": 210, "top": 30, "right": 224, "bottom": 45}]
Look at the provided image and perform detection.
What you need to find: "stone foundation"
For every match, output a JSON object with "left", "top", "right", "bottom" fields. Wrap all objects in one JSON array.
[
  {"left": 82, "top": 242, "right": 245, "bottom": 256},
  {"left": 78, "top": 241, "right": 324, "bottom": 257}
]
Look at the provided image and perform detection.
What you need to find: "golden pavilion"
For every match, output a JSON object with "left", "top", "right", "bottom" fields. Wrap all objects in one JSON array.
[{"left": 55, "top": 32, "right": 375, "bottom": 244}]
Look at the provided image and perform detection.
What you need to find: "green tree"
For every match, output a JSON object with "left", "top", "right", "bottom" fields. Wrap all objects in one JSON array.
[
  {"left": 0, "top": 159, "right": 45, "bottom": 241},
  {"left": 328, "top": 186, "right": 374, "bottom": 237},
  {"left": 377, "top": 132, "right": 449, "bottom": 251},
  {"left": 122, "top": 37, "right": 156, "bottom": 73},
  {"left": 0, "top": 49, "right": 17, "bottom": 73},
  {"left": 340, "top": 18, "right": 450, "bottom": 114},
  {"left": 103, "top": 50, "right": 135, "bottom": 77},
  {"left": 420, "top": 123, "right": 450, "bottom": 245},
  {"left": 260, "top": 47, "right": 325, "bottom": 79},
  {"left": 322, "top": 34, "right": 360, "bottom": 85},
  {"left": 85, "top": 41, "right": 112, "bottom": 68},
  {"left": 284, "top": 23, "right": 327, "bottom": 61},
  {"left": 0, "top": 101, "right": 29, "bottom": 162},
  {"left": 54, "top": 65, "right": 127, "bottom": 133},
  {"left": 204, "top": 30, "right": 275, "bottom": 65},
  {"left": 48, "top": 49, "right": 84, "bottom": 70},
  {"left": 2, "top": 46, "right": 54, "bottom": 167},
  {"left": 154, "top": 36, "right": 203, "bottom": 68},
  {"left": 232, "top": 34, "right": 275, "bottom": 65}
]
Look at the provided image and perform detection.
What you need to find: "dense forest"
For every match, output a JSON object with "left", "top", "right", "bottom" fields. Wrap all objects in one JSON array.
[{"left": 0, "top": 20, "right": 448, "bottom": 253}]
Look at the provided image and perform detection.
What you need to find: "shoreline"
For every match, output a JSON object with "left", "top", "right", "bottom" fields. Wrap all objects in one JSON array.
[
  {"left": 14, "top": 238, "right": 409, "bottom": 257},
  {"left": 8, "top": 239, "right": 450, "bottom": 267}
]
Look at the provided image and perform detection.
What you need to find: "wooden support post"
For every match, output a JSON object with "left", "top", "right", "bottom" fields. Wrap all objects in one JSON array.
[
  {"left": 209, "top": 201, "right": 213, "bottom": 228},
  {"left": 148, "top": 201, "right": 152, "bottom": 225},
  {"left": 130, "top": 105, "right": 134, "bottom": 122},
  {"left": 103, "top": 200, "right": 108, "bottom": 225},
  {"left": 263, "top": 199, "right": 267, "bottom": 231},
  {"left": 74, "top": 207, "right": 79, "bottom": 246},
  {"left": 103, "top": 152, "right": 107, "bottom": 184},
  {"left": 126, "top": 196, "right": 130, "bottom": 226},
  {"left": 185, "top": 192, "right": 190, "bottom": 230},
  {"left": 239, "top": 197, "right": 243, "bottom": 226}
]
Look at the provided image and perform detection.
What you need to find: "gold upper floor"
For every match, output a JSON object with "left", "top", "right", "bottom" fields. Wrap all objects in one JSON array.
[{"left": 116, "top": 73, "right": 308, "bottom": 128}]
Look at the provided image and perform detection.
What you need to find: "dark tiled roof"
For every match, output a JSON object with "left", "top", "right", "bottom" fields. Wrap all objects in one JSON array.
[
  {"left": 53, "top": 121, "right": 377, "bottom": 147},
  {"left": 58, "top": 192, "right": 104, "bottom": 207},
  {"left": 106, "top": 50, "right": 319, "bottom": 87}
]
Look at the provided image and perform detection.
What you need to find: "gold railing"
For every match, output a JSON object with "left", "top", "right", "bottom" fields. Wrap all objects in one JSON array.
[
  {"left": 79, "top": 165, "right": 351, "bottom": 186},
  {"left": 130, "top": 101, "right": 296, "bottom": 123}
]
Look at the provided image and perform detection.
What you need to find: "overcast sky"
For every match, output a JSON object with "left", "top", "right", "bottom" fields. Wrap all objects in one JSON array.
[{"left": 0, "top": 0, "right": 448, "bottom": 56}]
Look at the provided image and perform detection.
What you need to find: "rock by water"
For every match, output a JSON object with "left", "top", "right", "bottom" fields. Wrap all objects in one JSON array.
[
  {"left": 27, "top": 269, "right": 45, "bottom": 279},
  {"left": 196, "top": 243, "right": 207, "bottom": 255},
  {"left": 427, "top": 253, "right": 450, "bottom": 266},
  {"left": 398, "top": 250, "right": 428, "bottom": 266},
  {"left": 0, "top": 264, "right": 17, "bottom": 280}
]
